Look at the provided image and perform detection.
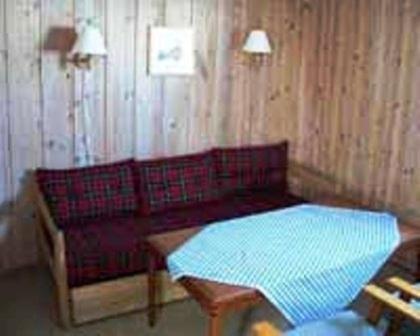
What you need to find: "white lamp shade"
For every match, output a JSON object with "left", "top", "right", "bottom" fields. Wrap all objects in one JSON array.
[
  {"left": 72, "top": 25, "right": 107, "bottom": 56},
  {"left": 243, "top": 30, "right": 272, "bottom": 54}
]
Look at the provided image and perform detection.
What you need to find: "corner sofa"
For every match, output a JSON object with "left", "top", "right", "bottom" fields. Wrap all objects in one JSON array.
[{"left": 35, "top": 141, "right": 306, "bottom": 327}]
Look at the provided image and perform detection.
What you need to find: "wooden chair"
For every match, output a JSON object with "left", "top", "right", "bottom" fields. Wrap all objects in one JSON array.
[{"left": 252, "top": 277, "right": 420, "bottom": 336}]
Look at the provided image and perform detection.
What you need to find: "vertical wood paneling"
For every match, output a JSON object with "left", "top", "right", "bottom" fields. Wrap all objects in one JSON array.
[
  {"left": 6, "top": 0, "right": 42, "bottom": 196},
  {"left": 0, "top": 0, "right": 10, "bottom": 206},
  {"left": 290, "top": 0, "right": 420, "bottom": 220},
  {"left": 0, "top": 0, "right": 12, "bottom": 270},
  {"left": 41, "top": 0, "right": 74, "bottom": 168},
  {"left": 188, "top": 0, "right": 219, "bottom": 151},
  {"left": 74, "top": 0, "right": 106, "bottom": 164},
  {"left": 162, "top": 0, "right": 193, "bottom": 155},
  {"left": 229, "top": 0, "right": 251, "bottom": 146},
  {"left": 3, "top": 0, "right": 420, "bottom": 272},
  {"left": 105, "top": 0, "right": 136, "bottom": 160},
  {"left": 5, "top": 0, "right": 42, "bottom": 269},
  {"left": 147, "top": 0, "right": 166, "bottom": 157},
  {"left": 134, "top": 0, "right": 156, "bottom": 159},
  {"left": 209, "top": 0, "right": 234, "bottom": 147}
]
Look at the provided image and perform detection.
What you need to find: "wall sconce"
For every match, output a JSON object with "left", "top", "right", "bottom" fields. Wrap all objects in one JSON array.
[
  {"left": 70, "top": 22, "right": 107, "bottom": 70},
  {"left": 243, "top": 30, "right": 272, "bottom": 66},
  {"left": 243, "top": 30, "right": 272, "bottom": 54}
]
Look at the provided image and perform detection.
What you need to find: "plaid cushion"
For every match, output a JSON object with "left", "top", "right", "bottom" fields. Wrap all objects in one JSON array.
[
  {"left": 36, "top": 160, "right": 138, "bottom": 225},
  {"left": 64, "top": 215, "right": 146, "bottom": 287},
  {"left": 148, "top": 190, "right": 306, "bottom": 271},
  {"left": 148, "top": 190, "right": 306, "bottom": 236},
  {"left": 134, "top": 152, "right": 219, "bottom": 214},
  {"left": 65, "top": 192, "right": 305, "bottom": 286},
  {"left": 212, "top": 142, "right": 289, "bottom": 195}
]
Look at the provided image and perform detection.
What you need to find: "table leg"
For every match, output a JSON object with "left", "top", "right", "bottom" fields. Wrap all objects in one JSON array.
[
  {"left": 208, "top": 309, "right": 222, "bottom": 336},
  {"left": 148, "top": 248, "right": 157, "bottom": 327}
]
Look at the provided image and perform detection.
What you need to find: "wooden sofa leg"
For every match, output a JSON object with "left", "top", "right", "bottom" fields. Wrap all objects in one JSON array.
[
  {"left": 55, "top": 279, "right": 71, "bottom": 328},
  {"left": 54, "top": 232, "right": 72, "bottom": 329}
]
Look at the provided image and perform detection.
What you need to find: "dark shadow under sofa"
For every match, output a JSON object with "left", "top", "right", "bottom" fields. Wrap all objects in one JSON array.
[{"left": 35, "top": 142, "right": 308, "bottom": 327}]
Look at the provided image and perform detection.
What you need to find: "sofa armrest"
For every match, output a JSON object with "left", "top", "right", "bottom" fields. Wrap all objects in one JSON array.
[
  {"left": 33, "top": 181, "right": 60, "bottom": 267},
  {"left": 33, "top": 180, "right": 71, "bottom": 327},
  {"left": 288, "top": 161, "right": 365, "bottom": 208},
  {"left": 289, "top": 161, "right": 420, "bottom": 279},
  {"left": 35, "top": 182, "right": 60, "bottom": 235}
]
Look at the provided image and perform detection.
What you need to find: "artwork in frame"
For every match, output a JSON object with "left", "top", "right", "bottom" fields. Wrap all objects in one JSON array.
[{"left": 149, "top": 27, "right": 195, "bottom": 76}]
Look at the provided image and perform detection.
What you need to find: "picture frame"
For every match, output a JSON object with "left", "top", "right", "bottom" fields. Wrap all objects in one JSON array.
[{"left": 149, "top": 27, "right": 195, "bottom": 76}]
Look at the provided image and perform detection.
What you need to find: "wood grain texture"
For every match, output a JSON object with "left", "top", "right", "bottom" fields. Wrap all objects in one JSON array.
[
  {"left": 105, "top": 0, "right": 137, "bottom": 161},
  {"left": 71, "top": 271, "right": 188, "bottom": 324},
  {"left": 3, "top": 0, "right": 43, "bottom": 270},
  {"left": 74, "top": 0, "right": 106, "bottom": 165},
  {"left": 41, "top": 0, "right": 74, "bottom": 169},
  {"left": 0, "top": 0, "right": 12, "bottom": 270},
  {"left": 2, "top": 0, "right": 420, "bottom": 272}
]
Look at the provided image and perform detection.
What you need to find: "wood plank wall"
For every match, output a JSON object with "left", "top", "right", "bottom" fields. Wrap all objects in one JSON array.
[
  {"left": 0, "top": 0, "right": 234, "bottom": 272},
  {"left": 230, "top": 0, "right": 420, "bottom": 222},
  {"left": 1, "top": 0, "right": 420, "bottom": 271}
]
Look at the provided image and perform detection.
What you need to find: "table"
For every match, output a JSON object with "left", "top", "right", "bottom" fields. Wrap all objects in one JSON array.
[{"left": 146, "top": 221, "right": 420, "bottom": 336}]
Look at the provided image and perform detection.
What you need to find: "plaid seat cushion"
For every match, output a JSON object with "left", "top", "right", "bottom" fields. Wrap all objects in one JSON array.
[
  {"left": 134, "top": 152, "right": 220, "bottom": 215},
  {"left": 36, "top": 160, "right": 138, "bottom": 225},
  {"left": 65, "top": 191, "right": 305, "bottom": 286},
  {"left": 212, "top": 142, "right": 289, "bottom": 195},
  {"left": 147, "top": 190, "right": 306, "bottom": 271},
  {"left": 64, "top": 214, "right": 146, "bottom": 287},
  {"left": 148, "top": 190, "right": 305, "bottom": 236}
]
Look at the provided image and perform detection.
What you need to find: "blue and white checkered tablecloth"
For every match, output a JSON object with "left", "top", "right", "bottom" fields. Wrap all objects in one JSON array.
[{"left": 167, "top": 205, "right": 400, "bottom": 326}]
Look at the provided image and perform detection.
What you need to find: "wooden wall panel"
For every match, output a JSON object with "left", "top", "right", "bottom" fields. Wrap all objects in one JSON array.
[
  {"left": 74, "top": 0, "right": 106, "bottom": 164},
  {"left": 162, "top": 0, "right": 193, "bottom": 155},
  {"left": 0, "top": 0, "right": 9, "bottom": 205},
  {"left": 41, "top": 0, "right": 74, "bottom": 168},
  {"left": 282, "top": 0, "right": 420, "bottom": 220},
  {"left": 0, "top": 0, "right": 12, "bottom": 269},
  {"left": 4, "top": 0, "right": 43, "bottom": 269},
  {"left": 105, "top": 0, "right": 137, "bottom": 161},
  {"left": 134, "top": 0, "right": 155, "bottom": 159},
  {"left": 188, "top": 0, "right": 217, "bottom": 151},
  {"left": 209, "top": 0, "right": 234, "bottom": 147},
  {"left": 2, "top": 0, "right": 420, "bottom": 272},
  {"left": 0, "top": 0, "right": 236, "bottom": 272}
]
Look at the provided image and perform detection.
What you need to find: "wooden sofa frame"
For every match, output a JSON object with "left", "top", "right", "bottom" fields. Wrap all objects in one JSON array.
[
  {"left": 34, "top": 182, "right": 188, "bottom": 328},
  {"left": 34, "top": 161, "right": 420, "bottom": 327}
]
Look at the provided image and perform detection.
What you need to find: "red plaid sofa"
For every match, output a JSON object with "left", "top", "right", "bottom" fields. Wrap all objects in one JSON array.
[{"left": 36, "top": 141, "right": 305, "bottom": 324}]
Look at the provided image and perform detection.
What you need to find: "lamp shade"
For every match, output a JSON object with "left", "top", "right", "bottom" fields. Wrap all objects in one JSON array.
[
  {"left": 243, "top": 30, "right": 272, "bottom": 54},
  {"left": 72, "top": 25, "right": 107, "bottom": 56}
]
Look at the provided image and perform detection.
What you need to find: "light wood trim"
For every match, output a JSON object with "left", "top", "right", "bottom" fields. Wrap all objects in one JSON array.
[
  {"left": 54, "top": 231, "right": 71, "bottom": 328},
  {"left": 33, "top": 181, "right": 71, "bottom": 328},
  {"left": 34, "top": 182, "right": 56, "bottom": 271},
  {"left": 387, "top": 277, "right": 420, "bottom": 300},
  {"left": 289, "top": 160, "right": 365, "bottom": 207},
  {"left": 252, "top": 322, "right": 282, "bottom": 336},
  {"left": 72, "top": 271, "right": 188, "bottom": 324},
  {"left": 364, "top": 284, "right": 420, "bottom": 323},
  {"left": 34, "top": 182, "right": 60, "bottom": 239},
  {"left": 289, "top": 160, "right": 337, "bottom": 194}
]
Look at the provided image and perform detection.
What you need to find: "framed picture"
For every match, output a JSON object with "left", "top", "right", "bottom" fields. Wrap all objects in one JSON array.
[{"left": 149, "top": 27, "right": 195, "bottom": 76}]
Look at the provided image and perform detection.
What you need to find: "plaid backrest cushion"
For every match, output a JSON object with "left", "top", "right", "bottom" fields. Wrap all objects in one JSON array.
[
  {"left": 212, "top": 142, "right": 289, "bottom": 195},
  {"left": 36, "top": 160, "right": 138, "bottom": 225},
  {"left": 134, "top": 152, "right": 219, "bottom": 214}
]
